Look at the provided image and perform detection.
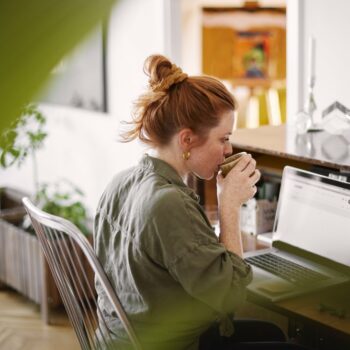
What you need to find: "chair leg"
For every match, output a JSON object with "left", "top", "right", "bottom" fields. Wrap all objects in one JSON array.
[{"left": 40, "top": 251, "right": 50, "bottom": 324}]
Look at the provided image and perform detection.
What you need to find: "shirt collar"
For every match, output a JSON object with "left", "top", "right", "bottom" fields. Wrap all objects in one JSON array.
[{"left": 140, "top": 154, "right": 200, "bottom": 202}]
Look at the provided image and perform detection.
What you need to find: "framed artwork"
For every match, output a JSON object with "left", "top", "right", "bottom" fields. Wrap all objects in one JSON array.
[
  {"left": 234, "top": 30, "right": 270, "bottom": 79},
  {"left": 202, "top": 6, "right": 286, "bottom": 81}
]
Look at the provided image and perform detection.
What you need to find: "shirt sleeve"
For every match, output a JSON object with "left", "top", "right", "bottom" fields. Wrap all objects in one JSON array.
[{"left": 144, "top": 187, "right": 252, "bottom": 314}]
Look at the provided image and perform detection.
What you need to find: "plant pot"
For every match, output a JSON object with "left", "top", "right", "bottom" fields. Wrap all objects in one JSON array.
[
  {"left": 0, "top": 218, "right": 43, "bottom": 302},
  {"left": 0, "top": 187, "right": 28, "bottom": 290},
  {"left": 0, "top": 187, "right": 27, "bottom": 223},
  {"left": 0, "top": 187, "right": 95, "bottom": 323}
]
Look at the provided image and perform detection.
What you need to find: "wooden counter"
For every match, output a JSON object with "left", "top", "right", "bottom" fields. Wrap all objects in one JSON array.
[
  {"left": 203, "top": 124, "right": 350, "bottom": 206},
  {"left": 230, "top": 124, "right": 350, "bottom": 172}
]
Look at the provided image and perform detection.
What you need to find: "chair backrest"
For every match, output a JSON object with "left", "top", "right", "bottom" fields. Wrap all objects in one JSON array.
[{"left": 22, "top": 197, "right": 142, "bottom": 350}]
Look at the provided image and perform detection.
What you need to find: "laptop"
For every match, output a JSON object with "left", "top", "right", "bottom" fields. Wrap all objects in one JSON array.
[{"left": 244, "top": 166, "right": 350, "bottom": 302}]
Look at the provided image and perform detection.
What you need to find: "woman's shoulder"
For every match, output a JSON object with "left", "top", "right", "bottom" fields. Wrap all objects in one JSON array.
[
  {"left": 96, "top": 166, "right": 137, "bottom": 211},
  {"left": 148, "top": 181, "right": 198, "bottom": 212}
]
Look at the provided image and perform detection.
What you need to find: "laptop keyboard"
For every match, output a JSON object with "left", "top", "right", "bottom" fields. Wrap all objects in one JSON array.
[{"left": 245, "top": 253, "right": 329, "bottom": 285}]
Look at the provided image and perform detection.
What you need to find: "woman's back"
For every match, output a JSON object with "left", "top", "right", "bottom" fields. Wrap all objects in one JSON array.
[{"left": 94, "top": 154, "right": 252, "bottom": 349}]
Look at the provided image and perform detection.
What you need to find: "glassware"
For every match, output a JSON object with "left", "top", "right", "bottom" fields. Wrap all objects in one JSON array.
[{"left": 295, "top": 111, "right": 311, "bottom": 135}]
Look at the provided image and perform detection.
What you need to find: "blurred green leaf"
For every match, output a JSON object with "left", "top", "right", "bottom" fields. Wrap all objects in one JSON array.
[
  {"left": 0, "top": 0, "right": 117, "bottom": 135},
  {"left": 0, "top": 104, "right": 47, "bottom": 169}
]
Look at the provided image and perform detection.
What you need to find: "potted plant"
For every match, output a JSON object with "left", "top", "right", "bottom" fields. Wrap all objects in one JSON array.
[
  {"left": 0, "top": 104, "right": 93, "bottom": 322},
  {"left": 0, "top": 104, "right": 46, "bottom": 226}
]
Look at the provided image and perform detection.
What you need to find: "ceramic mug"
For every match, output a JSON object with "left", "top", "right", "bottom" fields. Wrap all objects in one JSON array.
[{"left": 219, "top": 152, "right": 247, "bottom": 177}]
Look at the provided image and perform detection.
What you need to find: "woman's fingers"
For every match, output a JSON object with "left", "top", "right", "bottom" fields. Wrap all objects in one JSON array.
[
  {"left": 251, "top": 185, "right": 258, "bottom": 197},
  {"left": 250, "top": 169, "right": 261, "bottom": 185},
  {"left": 219, "top": 154, "right": 261, "bottom": 205},
  {"left": 234, "top": 154, "right": 252, "bottom": 172}
]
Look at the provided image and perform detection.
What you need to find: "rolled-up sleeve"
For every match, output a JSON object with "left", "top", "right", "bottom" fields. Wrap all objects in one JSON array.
[
  {"left": 145, "top": 187, "right": 252, "bottom": 315},
  {"left": 168, "top": 241, "right": 252, "bottom": 314}
]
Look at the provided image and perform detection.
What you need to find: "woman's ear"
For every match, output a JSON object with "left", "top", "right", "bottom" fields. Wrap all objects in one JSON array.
[{"left": 178, "top": 128, "right": 199, "bottom": 149}]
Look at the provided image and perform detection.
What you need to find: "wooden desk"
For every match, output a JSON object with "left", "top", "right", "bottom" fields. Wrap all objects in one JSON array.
[
  {"left": 217, "top": 126, "right": 350, "bottom": 348},
  {"left": 204, "top": 124, "right": 350, "bottom": 206},
  {"left": 276, "top": 286, "right": 350, "bottom": 343},
  {"left": 241, "top": 233, "right": 350, "bottom": 349},
  {"left": 248, "top": 282, "right": 350, "bottom": 349}
]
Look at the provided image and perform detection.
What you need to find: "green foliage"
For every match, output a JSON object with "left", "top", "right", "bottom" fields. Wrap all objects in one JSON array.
[
  {"left": 36, "top": 181, "right": 90, "bottom": 236},
  {"left": 0, "top": 0, "right": 117, "bottom": 137},
  {"left": 1, "top": 103, "right": 90, "bottom": 235},
  {"left": 0, "top": 104, "right": 47, "bottom": 168},
  {"left": 0, "top": 0, "right": 116, "bottom": 233}
]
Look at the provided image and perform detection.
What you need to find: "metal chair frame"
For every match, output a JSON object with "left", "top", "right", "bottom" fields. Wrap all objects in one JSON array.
[{"left": 23, "top": 197, "right": 142, "bottom": 350}]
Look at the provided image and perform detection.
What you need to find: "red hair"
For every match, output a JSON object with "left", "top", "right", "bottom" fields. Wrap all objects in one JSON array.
[{"left": 120, "top": 55, "right": 237, "bottom": 146}]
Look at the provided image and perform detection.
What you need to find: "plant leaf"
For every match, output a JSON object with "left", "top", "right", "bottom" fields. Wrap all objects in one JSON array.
[{"left": 0, "top": 0, "right": 117, "bottom": 135}]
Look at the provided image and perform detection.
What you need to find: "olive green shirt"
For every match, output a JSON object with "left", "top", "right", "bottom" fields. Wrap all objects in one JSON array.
[{"left": 94, "top": 154, "right": 252, "bottom": 350}]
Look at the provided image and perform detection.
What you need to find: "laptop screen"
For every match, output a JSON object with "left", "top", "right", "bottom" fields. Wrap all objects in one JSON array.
[{"left": 273, "top": 166, "right": 350, "bottom": 267}]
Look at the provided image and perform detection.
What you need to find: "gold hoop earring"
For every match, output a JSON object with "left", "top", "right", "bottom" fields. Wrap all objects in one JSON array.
[{"left": 182, "top": 151, "right": 191, "bottom": 160}]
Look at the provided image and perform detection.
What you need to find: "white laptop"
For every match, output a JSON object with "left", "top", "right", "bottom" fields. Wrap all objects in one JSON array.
[{"left": 244, "top": 166, "right": 350, "bottom": 302}]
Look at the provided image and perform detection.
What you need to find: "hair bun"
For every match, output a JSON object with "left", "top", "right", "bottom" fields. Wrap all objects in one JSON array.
[{"left": 144, "top": 54, "right": 188, "bottom": 92}]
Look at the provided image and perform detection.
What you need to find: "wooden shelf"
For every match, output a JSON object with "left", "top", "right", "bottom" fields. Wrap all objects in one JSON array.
[{"left": 228, "top": 78, "right": 286, "bottom": 89}]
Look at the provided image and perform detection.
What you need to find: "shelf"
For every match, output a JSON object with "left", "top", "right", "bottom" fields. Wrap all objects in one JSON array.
[{"left": 228, "top": 78, "right": 286, "bottom": 89}]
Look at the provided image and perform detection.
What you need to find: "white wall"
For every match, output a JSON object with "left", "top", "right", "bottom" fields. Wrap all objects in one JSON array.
[
  {"left": 0, "top": 0, "right": 182, "bottom": 215},
  {"left": 41, "top": 27, "right": 105, "bottom": 112},
  {"left": 0, "top": 105, "right": 121, "bottom": 216},
  {"left": 108, "top": 0, "right": 182, "bottom": 119},
  {"left": 287, "top": 0, "right": 350, "bottom": 123}
]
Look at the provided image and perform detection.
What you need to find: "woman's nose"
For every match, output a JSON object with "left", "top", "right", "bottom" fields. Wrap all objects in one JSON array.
[{"left": 224, "top": 142, "right": 233, "bottom": 157}]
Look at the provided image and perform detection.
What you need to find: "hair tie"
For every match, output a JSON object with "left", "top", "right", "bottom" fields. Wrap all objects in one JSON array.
[{"left": 150, "top": 64, "right": 188, "bottom": 92}]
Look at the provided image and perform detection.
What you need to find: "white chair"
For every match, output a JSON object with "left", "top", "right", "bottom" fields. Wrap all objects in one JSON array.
[{"left": 22, "top": 197, "right": 142, "bottom": 350}]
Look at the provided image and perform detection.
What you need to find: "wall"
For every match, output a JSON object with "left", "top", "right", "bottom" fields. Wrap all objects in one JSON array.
[
  {"left": 0, "top": 105, "right": 122, "bottom": 216},
  {"left": 287, "top": 0, "right": 350, "bottom": 123},
  {"left": 0, "top": 0, "right": 182, "bottom": 215},
  {"left": 41, "top": 27, "right": 105, "bottom": 112},
  {"left": 108, "top": 0, "right": 181, "bottom": 119}
]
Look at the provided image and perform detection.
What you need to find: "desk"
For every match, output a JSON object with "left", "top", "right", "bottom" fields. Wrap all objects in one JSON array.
[
  {"left": 230, "top": 125, "right": 350, "bottom": 349},
  {"left": 241, "top": 233, "right": 350, "bottom": 349}
]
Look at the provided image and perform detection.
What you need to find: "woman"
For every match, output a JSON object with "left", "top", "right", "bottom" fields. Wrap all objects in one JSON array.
[{"left": 94, "top": 55, "right": 307, "bottom": 350}]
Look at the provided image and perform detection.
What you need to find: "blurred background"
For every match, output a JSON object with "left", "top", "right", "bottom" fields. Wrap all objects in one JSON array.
[{"left": 1, "top": 0, "right": 350, "bottom": 215}]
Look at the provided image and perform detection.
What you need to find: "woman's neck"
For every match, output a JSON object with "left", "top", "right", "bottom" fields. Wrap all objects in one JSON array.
[{"left": 149, "top": 147, "right": 188, "bottom": 182}]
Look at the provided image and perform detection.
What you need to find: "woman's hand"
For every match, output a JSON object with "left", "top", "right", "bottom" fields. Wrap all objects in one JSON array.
[{"left": 216, "top": 154, "right": 261, "bottom": 211}]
